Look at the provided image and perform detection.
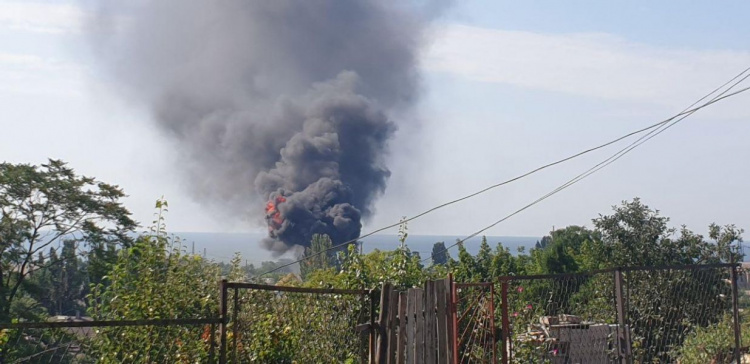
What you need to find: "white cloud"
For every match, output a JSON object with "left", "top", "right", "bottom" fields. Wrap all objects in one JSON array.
[
  {"left": 423, "top": 24, "right": 750, "bottom": 107},
  {"left": 0, "top": 52, "right": 86, "bottom": 97},
  {"left": 0, "top": 2, "right": 85, "bottom": 34}
]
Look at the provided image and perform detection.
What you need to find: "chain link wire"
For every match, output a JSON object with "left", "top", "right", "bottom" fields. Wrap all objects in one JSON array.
[
  {"left": 624, "top": 266, "right": 734, "bottom": 363},
  {"left": 502, "top": 265, "right": 740, "bottom": 364},
  {"left": 1, "top": 265, "right": 743, "bottom": 363},
  {"left": 227, "top": 287, "right": 373, "bottom": 363},
  {"left": 1, "top": 321, "right": 218, "bottom": 363},
  {"left": 505, "top": 273, "right": 618, "bottom": 363}
]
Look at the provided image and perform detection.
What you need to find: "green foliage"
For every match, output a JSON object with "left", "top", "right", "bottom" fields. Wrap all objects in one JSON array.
[
  {"left": 1, "top": 164, "right": 742, "bottom": 364},
  {"left": 300, "top": 234, "right": 336, "bottom": 279},
  {"left": 233, "top": 289, "right": 366, "bottom": 363},
  {"left": 0, "top": 159, "right": 135, "bottom": 323},
  {"left": 675, "top": 314, "right": 750, "bottom": 363},
  {"left": 452, "top": 241, "right": 479, "bottom": 282},
  {"left": 303, "top": 220, "right": 430, "bottom": 291},
  {"left": 593, "top": 198, "right": 740, "bottom": 267},
  {"left": 535, "top": 235, "right": 551, "bottom": 250},
  {"left": 490, "top": 242, "right": 517, "bottom": 277},
  {"left": 510, "top": 302, "right": 552, "bottom": 363},
  {"left": 306, "top": 244, "right": 429, "bottom": 291},
  {"left": 430, "top": 241, "right": 450, "bottom": 266},
  {"left": 24, "top": 240, "right": 88, "bottom": 316},
  {"left": 87, "top": 199, "right": 220, "bottom": 363},
  {"left": 1, "top": 326, "right": 78, "bottom": 363}
]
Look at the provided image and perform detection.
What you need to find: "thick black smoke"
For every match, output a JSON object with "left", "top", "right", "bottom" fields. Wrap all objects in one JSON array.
[{"left": 89, "top": 1, "right": 446, "bottom": 254}]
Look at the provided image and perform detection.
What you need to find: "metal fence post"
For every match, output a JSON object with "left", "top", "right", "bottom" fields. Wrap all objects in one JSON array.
[
  {"left": 731, "top": 264, "right": 742, "bottom": 364},
  {"left": 451, "top": 274, "right": 459, "bottom": 364},
  {"left": 489, "top": 283, "right": 497, "bottom": 364},
  {"left": 614, "top": 269, "right": 632, "bottom": 364},
  {"left": 232, "top": 287, "right": 240, "bottom": 363},
  {"left": 370, "top": 289, "right": 377, "bottom": 364},
  {"left": 219, "top": 279, "right": 228, "bottom": 364},
  {"left": 500, "top": 278, "right": 509, "bottom": 364}
]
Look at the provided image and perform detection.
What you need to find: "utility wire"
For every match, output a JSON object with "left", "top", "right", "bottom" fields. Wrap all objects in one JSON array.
[
  {"left": 257, "top": 67, "right": 750, "bottom": 278},
  {"left": 422, "top": 70, "right": 750, "bottom": 264}
]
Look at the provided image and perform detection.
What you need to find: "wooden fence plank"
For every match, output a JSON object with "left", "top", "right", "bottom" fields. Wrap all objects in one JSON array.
[
  {"left": 414, "top": 288, "right": 425, "bottom": 363},
  {"left": 425, "top": 281, "right": 436, "bottom": 364},
  {"left": 436, "top": 279, "right": 449, "bottom": 363},
  {"left": 376, "top": 283, "right": 392, "bottom": 364},
  {"left": 388, "top": 286, "right": 399, "bottom": 364},
  {"left": 375, "top": 279, "right": 458, "bottom": 364},
  {"left": 406, "top": 289, "right": 416, "bottom": 364},
  {"left": 396, "top": 292, "right": 408, "bottom": 364}
]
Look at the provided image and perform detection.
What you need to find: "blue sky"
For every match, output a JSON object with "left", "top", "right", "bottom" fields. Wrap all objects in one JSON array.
[
  {"left": 452, "top": 1, "right": 750, "bottom": 50},
  {"left": 0, "top": 1, "right": 748, "bottom": 255}
]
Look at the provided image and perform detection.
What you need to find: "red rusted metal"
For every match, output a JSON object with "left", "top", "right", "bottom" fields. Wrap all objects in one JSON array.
[
  {"left": 500, "top": 278, "right": 509, "bottom": 364},
  {"left": 450, "top": 274, "right": 459, "bottom": 364},
  {"left": 489, "top": 283, "right": 497, "bottom": 364}
]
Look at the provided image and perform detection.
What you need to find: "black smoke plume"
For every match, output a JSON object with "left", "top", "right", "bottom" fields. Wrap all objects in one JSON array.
[{"left": 89, "top": 1, "right": 446, "bottom": 254}]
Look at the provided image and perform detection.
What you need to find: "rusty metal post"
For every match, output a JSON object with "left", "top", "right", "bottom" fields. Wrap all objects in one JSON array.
[
  {"left": 219, "top": 279, "right": 228, "bottom": 364},
  {"left": 370, "top": 289, "right": 377, "bottom": 364},
  {"left": 500, "top": 278, "right": 509, "bottom": 364},
  {"left": 451, "top": 274, "right": 459, "bottom": 364},
  {"left": 489, "top": 283, "right": 497, "bottom": 364},
  {"left": 232, "top": 287, "right": 240, "bottom": 363},
  {"left": 445, "top": 273, "right": 457, "bottom": 364},
  {"left": 731, "top": 263, "right": 742, "bottom": 364},
  {"left": 614, "top": 269, "right": 632, "bottom": 364}
]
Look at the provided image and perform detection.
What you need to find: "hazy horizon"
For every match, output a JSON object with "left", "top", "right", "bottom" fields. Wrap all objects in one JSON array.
[{"left": 172, "top": 231, "right": 542, "bottom": 264}]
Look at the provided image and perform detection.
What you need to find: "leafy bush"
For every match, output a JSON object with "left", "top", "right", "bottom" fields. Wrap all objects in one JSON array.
[
  {"left": 86, "top": 199, "right": 221, "bottom": 363},
  {"left": 675, "top": 314, "right": 750, "bottom": 364}
]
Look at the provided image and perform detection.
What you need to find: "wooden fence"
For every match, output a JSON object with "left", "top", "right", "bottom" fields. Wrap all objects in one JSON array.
[{"left": 373, "top": 277, "right": 455, "bottom": 364}]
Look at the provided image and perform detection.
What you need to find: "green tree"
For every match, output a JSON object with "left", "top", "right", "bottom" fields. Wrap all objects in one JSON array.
[
  {"left": 0, "top": 159, "right": 135, "bottom": 322},
  {"left": 535, "top": 235, "right": 551, "bottom": 250},
  {"left": 529, "top": 226, "right": 595, "bottom": 275},
  {"left": 88, "top": 199, "right": 220, "bottom": 363},
  {"left": 489, "top": 242, "right": 517, "bottom": 277},
  {"left": 304, "top": 224, "right": 431, "bottom": 291},
  {"left": 475, "top": 236, "right": 493, "bottom": 280},
  {"left": 430, "top": 241, "right": 450, "bottom": 266},
  {"left": 594, "top": 198, "right": 740, "bottom": 267},
  {"left": 452, "top": 241, "right": 479, "bottom": 282},
  {"left": 300, "top": 234, "right": 336, "bottom": 279},
  {"left": 592, "top": 198, "right": 742, "bottom": 362}
]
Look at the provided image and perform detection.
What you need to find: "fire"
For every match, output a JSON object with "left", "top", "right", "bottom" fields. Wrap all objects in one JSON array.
[{"left": 265, "top": 195, "right": 286, "bottom": 230}]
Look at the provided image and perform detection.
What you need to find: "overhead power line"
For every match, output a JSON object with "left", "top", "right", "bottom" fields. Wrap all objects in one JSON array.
[
  {"left": 257, "top": 66, "right": 750, "bottom": 278},
  {"left": 422, "top": 69, "right": 750, "bottom": 264}
]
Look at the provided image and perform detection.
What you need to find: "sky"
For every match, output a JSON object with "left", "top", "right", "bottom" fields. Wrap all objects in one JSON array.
[{"left": 1, "top": 1, "right": 749, "bottom": 253}]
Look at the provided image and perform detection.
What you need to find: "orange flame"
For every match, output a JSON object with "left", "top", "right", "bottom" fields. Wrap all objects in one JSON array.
[{"left": 265, "top": 195, "right": 286, "bottom": 230}]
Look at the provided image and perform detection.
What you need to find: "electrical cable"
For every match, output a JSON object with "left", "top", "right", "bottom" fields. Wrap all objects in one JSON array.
[
  {"left": 421, "top": 71, "right": 750, "bottom": 264},
  {"left": 257, "top": 67, "right": 750, "bottom": 277}
]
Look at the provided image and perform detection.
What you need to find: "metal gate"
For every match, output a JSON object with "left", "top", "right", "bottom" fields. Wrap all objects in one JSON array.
[{"left": 220, "top": 281, "right": 374, "bottom": 363}]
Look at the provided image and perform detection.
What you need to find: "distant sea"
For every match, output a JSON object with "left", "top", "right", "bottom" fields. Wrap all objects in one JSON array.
[{"left": 174, "top": 232, "right": 541, "bottom": 264}]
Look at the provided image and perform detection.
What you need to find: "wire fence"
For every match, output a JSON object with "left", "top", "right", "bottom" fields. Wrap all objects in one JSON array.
[
  {"left": 0, "top": 318, "right": 221, "bottom": 363},
  {"left": 0, "top": 283, "right": 374, "bottom": 364},
  {"left": 499, "top": 264, "right": 742, "bottom": 364},
  {"left": 454, "top": 283, "right": 496, "bottom": 364},
  {"left": 502, "top": 271, "right": 618, "bottom": 363},
  {"left": 1, "top": 264, "right": 744, "bottom": 364},
  {"left": 222, "top": 282, "right": 374, "bottom": 364}
]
